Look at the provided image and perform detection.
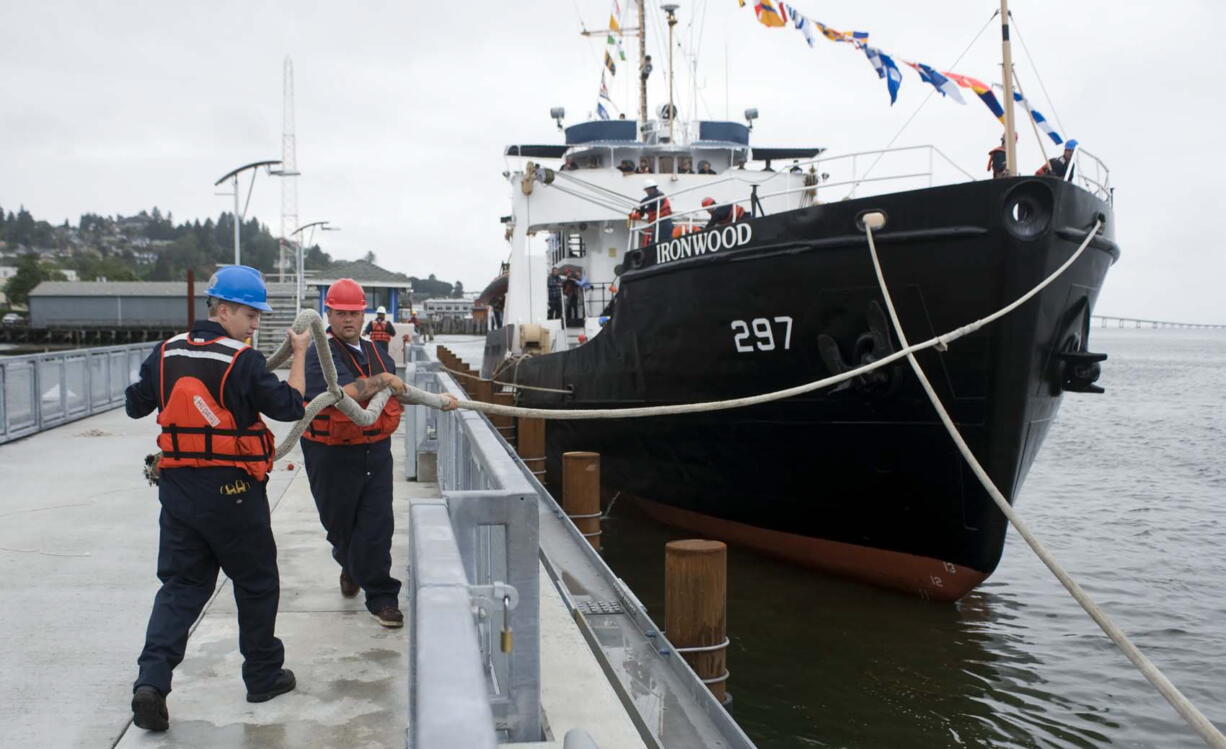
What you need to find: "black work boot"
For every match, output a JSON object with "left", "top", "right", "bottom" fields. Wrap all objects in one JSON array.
[
  {"left": 131, "top": 685, "right": 169, "bottom": 731},
  {"left": 246, "top": 668, "right": 296, "bottom": 703}
]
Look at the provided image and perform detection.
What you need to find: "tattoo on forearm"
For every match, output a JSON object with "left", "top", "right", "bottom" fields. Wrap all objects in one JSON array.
[{"left": 351, "top": 376, "right": 380, "bottom": 400}]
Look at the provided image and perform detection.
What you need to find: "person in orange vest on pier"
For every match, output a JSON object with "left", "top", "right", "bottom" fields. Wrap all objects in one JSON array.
[
  {"left": 124, "top": 265, "right": 311, "bottom": 731},
  {"left": 363, "top": 305, "right": 396, "bottom": 353},
  {"left": 299, "top": 278, "right": 455, "bottom": 630},
  {"left": 702, "top": 197, "right": 746, "bottom": 229},
  {"left": 629, "top": 179, "right": 672, "bottom": 247}
]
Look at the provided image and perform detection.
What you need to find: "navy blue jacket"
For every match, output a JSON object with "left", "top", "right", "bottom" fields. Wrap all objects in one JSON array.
[
  {"left": 304, "top": 331, "right": 397, "bottom": 402},
  {"left": 126, "top": 321, "right": 305, "bottom": 427}
]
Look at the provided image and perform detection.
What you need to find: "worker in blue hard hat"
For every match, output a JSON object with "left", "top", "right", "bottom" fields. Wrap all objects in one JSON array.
[
  {"left": 123, "top": 264, "right": 313, "bottom": 731},
  {"left": 1037, "top": 138, "right": 1079, "bottom": 180}
]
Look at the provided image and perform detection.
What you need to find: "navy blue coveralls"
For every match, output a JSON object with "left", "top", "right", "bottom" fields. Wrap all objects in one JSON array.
[
  {"left": 125, "top": 320, "right": 304, "bottom": 696},
  {"left": 300, "top": 333, "right": 401, "bottom": 614}
]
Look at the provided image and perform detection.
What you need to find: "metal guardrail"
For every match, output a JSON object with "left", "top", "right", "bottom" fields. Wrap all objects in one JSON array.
[
  {"left": 0, "top": 342, "right": 152, "bottom": 445},
  {"left": 404, "top": 348, "right": 542, "bottom": 747},
  {"left": 402, "top": 342, "right": 756, "bottom": 749}
]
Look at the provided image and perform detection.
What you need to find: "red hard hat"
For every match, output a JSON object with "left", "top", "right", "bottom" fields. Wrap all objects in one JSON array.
[
  {"left": 325, "top": 278, "right": 367, "bottom": 311},
  {"left": 701, "top": 197, "right": 716, "bottom": 207}
]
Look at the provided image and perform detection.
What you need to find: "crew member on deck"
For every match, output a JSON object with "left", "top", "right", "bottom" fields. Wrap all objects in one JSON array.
[
  {"left": 702, "top": 197, "right": 746, "bottom": 229},
  {"left": 300, "top": 280, "right": 412, "bottom": 630},
  {"left": 124, "top": 265, "right": 310, "bottom": 732},
  {"left": 1037, "top": 139, "right": 1078, "bottom": 179},
  {"left": 363, "top": 306, "right": 396, "bottom": 353},
  {"left": 987, "top": 136, "right": 1008, "bottom": 179},
  {"left": 629, "top": 179, "right": 672, "bottom": 247}
]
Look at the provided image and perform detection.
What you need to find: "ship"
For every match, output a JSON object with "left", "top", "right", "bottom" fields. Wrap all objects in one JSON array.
[{"left": 480, "top": 2, "right": 1117, "bottom": 602}]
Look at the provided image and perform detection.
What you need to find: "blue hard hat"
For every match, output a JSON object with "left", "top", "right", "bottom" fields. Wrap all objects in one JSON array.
[
  {"left": 205, "top": 265, "right": 272, "bottom": 312},
  {"left": 1064, "top": 139, "right": 1079, "bottom": 150}
]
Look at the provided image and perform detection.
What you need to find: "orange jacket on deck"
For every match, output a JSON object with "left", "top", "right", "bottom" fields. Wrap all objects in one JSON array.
[
  {"left": 368, "top": 319, "right": 393, "bottom": 343},
  {"left": 155, "top": 333, "right": 276, "bottom": 481},
  {"left": 303, "top": 337, "right": 403, "bottom": 446}
]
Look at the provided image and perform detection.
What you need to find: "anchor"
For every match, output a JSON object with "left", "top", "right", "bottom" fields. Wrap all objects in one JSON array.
[
  {"left": 1050, "top": 298, "right": 1108, "bottom": 395},
  {"left": 818, "top": 300, "right": 899, "bottom": 395}
]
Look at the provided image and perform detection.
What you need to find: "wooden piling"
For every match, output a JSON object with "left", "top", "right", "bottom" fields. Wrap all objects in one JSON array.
[
  {"left": 562, "top": 452, "right": 601, "bottom": 550},
  {"left": 517, "top": 416, "right": 546, "bottom": 482},
  {"left": 665, "top": 540, "right": 729, "bottom": 703},
  {"left": 473, "top": 378, "right": 494, "bottom": 404},
  {"left": 492, "top": 392, "right": 516, "bottom": 443}
]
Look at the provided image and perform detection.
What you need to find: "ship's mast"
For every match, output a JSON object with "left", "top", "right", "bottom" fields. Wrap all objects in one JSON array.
[
  {"left": 664, "top": 4, "right": 678, "bottom": 143},
  {"left": 1000, "top": 0, "right": 1017, "bottom": 174},
  {"left": 637, "top": 0, "right": 648, "bottom": 130}
]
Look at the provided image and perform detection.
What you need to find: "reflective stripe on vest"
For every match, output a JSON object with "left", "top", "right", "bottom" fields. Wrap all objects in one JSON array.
[{"left": 155, "top": 333, "right": 275, "bottom": 481}]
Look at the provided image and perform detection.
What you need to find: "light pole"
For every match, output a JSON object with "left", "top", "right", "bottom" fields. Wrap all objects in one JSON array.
[
  {"left": 213, "top": 160, "right": 281, "bottom": 266},
  {"left": 290, "top": 220, "right": 339, "bottom": 311}
]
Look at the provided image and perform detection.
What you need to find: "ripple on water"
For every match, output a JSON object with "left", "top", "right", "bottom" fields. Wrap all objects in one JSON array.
[{"left": 599, "top": 330, "right": 1226, "bottom": 748}]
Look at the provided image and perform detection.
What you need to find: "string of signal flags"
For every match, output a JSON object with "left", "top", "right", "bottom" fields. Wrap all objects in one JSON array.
[{"left": 744, "top": 0, "right": 1065, "bottom": 145}]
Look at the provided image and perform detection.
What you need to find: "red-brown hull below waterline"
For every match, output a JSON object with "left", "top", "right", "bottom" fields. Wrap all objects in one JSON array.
[{"left": 633, "top": 497, "right": 989, "bottom": 602}]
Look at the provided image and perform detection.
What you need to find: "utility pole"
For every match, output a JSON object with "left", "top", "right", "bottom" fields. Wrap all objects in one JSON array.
[{"left": 274, "top": 57, "right": 301, "bottom": 282}]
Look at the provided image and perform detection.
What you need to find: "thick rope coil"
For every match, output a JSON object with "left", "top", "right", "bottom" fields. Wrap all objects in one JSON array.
[
  {"left": 862, "top": 218, "right": 1226, "bottom": 749},
  {"left": 267, "top": 309, "right": 415, "bottom": 460}
]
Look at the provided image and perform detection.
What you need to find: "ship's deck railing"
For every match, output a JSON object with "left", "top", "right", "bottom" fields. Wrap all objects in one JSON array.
[
  {"left": 1068, "top": 147, "right": 1112, "bottom": 202},
  {"left": 627, "top": 143, "right": 1112, "bottom": 248},
  {"left": 401, "top": 350, "right": 542, "bottom": 747},
  {"left": 0, "top": 341, "right": 151, "bottom": 445},
  {"left": 628, "top": 144, "right": 976, "bottom": 249}
]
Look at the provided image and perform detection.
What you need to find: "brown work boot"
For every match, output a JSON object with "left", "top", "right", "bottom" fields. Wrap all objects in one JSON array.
[
  {"left": 339, "top": 570, "right": 359, "bottom": 598},
  {"left": 372, "top": 606, "right": 404, "bottom": 629}
]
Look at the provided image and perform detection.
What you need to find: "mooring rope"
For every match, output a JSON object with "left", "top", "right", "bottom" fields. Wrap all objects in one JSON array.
[
  {"left": 439, "top": 363, "right": 573, "bottom": 394},
  {"left": 861, "top": 215, "right": 1226, "bottom": 748},
  {"left": 262, "top": 309, "right": 437, "bottom": 460}
]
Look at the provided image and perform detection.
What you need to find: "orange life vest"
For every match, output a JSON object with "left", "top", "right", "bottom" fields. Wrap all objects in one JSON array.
[
  {"left": 303, "top": 337, "right": 403, "bottom": 445},
  {"left": 368, "top": 319, "right": 392, "bottom": 343},
  {"left": 155, "top": 333, "right": 275, "bottom": 481}
]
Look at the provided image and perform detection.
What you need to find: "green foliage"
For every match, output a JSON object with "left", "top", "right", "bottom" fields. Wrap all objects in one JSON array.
[
  {"left": 149, "top": 234, "right": 207, "bottom": 281},
  {"left": 408, "top": 275, "right": 453, "bottom": 298},
  {"left": 0, "top": 206, "right": 55, "bottom": 248},
  {"left": 3, "top": 205, "right": 454, "bottom": 296},
  {"left": 304, "top": 244, "right": 332, "bottom": 269},
  {"left": 68, "top": 254, "right": 140, "bottom": 282},
  {"left": 3, "top": 253, "right": 67, "bottom": 306}
]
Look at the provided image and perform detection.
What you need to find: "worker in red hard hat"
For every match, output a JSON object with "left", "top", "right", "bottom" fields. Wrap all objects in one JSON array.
[
  {"left": 299, "top": 278, "right": 454, "bottom": 630},
  {"left": 702, "top": 196, "right": 746, "bottom": 230}
]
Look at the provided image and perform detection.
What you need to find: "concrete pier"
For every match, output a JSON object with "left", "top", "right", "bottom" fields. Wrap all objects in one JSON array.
[
  {"left": 0, "top": 407, "right": 416, "bottom": 748},
  {"left": 0, "top": 387, "right": 648, "bottom": 748}
]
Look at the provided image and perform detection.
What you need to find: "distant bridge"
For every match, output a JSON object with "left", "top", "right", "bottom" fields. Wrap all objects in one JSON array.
[{"left": 1092, "top": 316, "right": 1226, "bottom": 330}]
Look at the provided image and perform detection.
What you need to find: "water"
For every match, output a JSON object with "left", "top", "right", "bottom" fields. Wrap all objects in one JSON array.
[{"left": 595, "top": 329, "right": 1226, "bottom": 748}]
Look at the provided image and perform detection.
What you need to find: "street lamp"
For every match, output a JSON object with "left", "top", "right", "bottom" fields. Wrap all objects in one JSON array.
[
  {"left": 290, "top": 220, "right": 340, "bottom": 311},
  {"left": 213, "top": 160, "right": 281, "bottom": 266}
]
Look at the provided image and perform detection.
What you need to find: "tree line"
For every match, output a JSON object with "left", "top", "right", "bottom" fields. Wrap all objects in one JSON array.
[{"left": 1, "top": 204, "right": 465, "bottom": 308}]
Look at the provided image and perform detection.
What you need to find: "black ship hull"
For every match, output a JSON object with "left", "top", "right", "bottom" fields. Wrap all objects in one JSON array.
[{"left": 492, "top": 177, "right": 1117, "bottom": 601}]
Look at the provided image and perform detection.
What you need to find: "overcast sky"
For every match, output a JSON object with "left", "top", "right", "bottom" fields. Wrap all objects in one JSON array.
[{"left": 2, "top": 1, "right": 1222, "bottom": 322}]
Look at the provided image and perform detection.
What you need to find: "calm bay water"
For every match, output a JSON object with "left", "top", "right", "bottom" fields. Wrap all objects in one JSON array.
[
  {"left": 595, "top": 329, "right": 1226, "bottom": 748},
  {"left": 445, "top": 329, "right": 1225, "bottom": 746}
]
